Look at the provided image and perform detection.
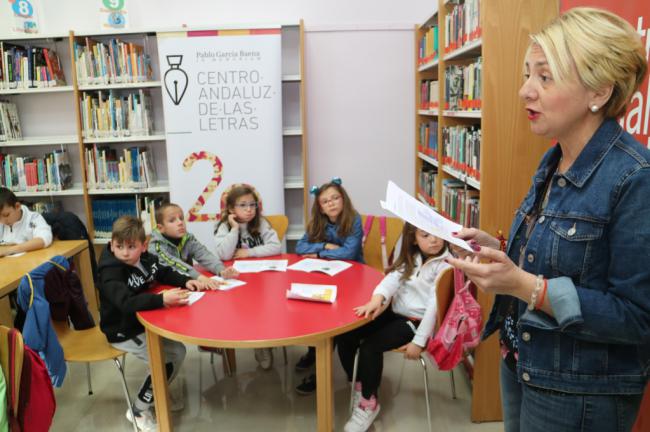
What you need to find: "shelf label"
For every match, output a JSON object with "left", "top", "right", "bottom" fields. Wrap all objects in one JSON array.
[
  {"left": 99, "top": 0, "right": 128, "bottom": 30},
  {"left": 9, "top": 0, "right": 39, "bottom": 34}
]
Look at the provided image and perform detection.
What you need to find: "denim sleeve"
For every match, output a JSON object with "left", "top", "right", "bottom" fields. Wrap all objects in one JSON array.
[
  {"left": 318, "top": 215, "right": 363, "bottom": 260},
  {"left": 529, "top": 168, "right": 650, "bottom": 345},
  {"left": 295, "top": 232, "right": 325, "bottom": 255}
]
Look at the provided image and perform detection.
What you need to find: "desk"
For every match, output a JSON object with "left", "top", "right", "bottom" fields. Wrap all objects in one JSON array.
[
  {"left": 0, "top": 240, "right": 98, "bottom": 325},
  {"left": 137, "top": 254, "right": 383, "bottom": 432}
]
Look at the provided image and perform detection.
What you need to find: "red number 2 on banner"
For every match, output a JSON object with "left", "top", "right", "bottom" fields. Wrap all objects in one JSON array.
[{"left": 182, "top": 151, "right": 223, "bottom": 222}]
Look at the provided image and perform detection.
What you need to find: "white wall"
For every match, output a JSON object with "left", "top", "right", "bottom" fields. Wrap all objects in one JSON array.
[{"left": 1, "top": 0, "right": 433, "bottom": 214}]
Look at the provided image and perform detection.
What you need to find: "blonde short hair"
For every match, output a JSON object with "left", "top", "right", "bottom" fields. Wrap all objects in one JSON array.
[
  {"left": 112, "top": 215, "right": 146, "bottom": 244},
  {"left": 529, "top": 7, "right": 647, "bottom": 118}
]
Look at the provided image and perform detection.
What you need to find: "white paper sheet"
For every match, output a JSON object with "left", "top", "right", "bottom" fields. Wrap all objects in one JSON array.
[
  {"left": 287, "top": 258, "right": 352, "bottom": 276},
  {"left": 232, "top": 259, "right": 288, "bottom": 273},
  {"left": 187, "top": 292, "right": 205, "bottom": 305},
  {"left": 286, "top": 283, "right": 337, "bottom": 303},
  {"left": 380, "top": 181, "right": 473, "bottom": 252},
  {"left": 210, "top": 276, "right": 247, "bottom": 291}
]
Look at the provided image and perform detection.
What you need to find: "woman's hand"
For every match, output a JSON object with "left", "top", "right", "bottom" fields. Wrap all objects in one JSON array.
[
  {"left": 353, "top": 294, "right": 386, "bottom": 319},
  {"left": 324, "top": 243, "right": 340, "bottom": 251},
  {"left": 162, "top": 288, "right": 189, "bottom": 306},
  {"left": 220, "top": 267, "right": 239, "bottom": 279},
  {"left": 449, "top": 227, "right": 500, "bottom": 258},
  {"left": 233, "top": 248, "right": 250, "bottom": 259},
  {"left": 399, "top": 342, "right": 424, "bottom": 360},
  {"left": 228, "top": 213, "right": 239, "bottom": 229}
]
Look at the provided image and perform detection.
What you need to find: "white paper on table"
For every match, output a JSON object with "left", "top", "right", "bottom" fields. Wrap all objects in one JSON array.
[
  {"left": 232, "top": 259, "right": 288, "bottom": 273},
  {"left": 286, "top": 283, "right": 337, "bottom": 303},
  {"left": 187, "top": 292, "right": 205, "bottom": 305},
  {"left": 287, "top": 258, "right": 352, "bottom": 276},
  {"left": 210, "top": 275, "right": 247, "bottom": 291},
  {"left": 380, "top": 181, "right": 473, "bottom": 252}
]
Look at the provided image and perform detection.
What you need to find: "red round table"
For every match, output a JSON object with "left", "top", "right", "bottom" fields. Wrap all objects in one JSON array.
[{"left": 137, "top": 254, "right": 383, "bottom": 432}]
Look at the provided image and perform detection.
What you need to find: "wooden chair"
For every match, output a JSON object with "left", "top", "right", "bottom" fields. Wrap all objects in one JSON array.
[
  {"left": 0, "top": 325, "right": 23, "bottom": 422},
  {"left": 348, "top": 266, "right": 456, "bottom": 432},
  {"left": 360, "top": 215, "right": 404, "bottom": 272},
  {"left": 266, "top": 214, "right": 289, "bottom": 242}
]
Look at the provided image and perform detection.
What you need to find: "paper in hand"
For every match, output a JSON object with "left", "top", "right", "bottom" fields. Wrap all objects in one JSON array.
[{"left": 380, "top": 181, "right": 472, "bottom": 252}]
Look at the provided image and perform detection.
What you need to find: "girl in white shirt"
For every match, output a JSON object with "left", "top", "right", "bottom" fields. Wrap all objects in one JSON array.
[
  {"left": 0, "top": 188, "right": 52, "bottom": 257},
  {"left": 337, "top": 222, "right": 451, "bottom": 432}
]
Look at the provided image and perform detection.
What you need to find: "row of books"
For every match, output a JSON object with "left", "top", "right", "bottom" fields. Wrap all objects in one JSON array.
[
  {"left": 419, "top": 167, "right": 437, "bottom": 205},
  {"left": 85, "top": 144, "right": 157, "bottom": 190},
  {"left": 419, "top": 80, "right": 439, "bottom": 110},
  {"left": 445, "top": 59, "right": 482, "bottom": 111},
  {"left": 418, "top": 25, "right": 439, "bottom": 65},
  {"left": 0, "top": 43, "right": 66, "bottom": 89},
  {"left": 0, "top": 150, "right": 73, "bottom": 192},
  {"left": 0, "top": 101, "right": 21, "bottom": 141},
  {"left": 419, "top": 120, "right": 439, "bottom": 159},
  {"left": 445, "top": 0, "right": 481, "bottom": 54},
  {"left": 92, "top": 195, "right": 164, "bottom": 239},
  {"left": 80, "top": 90, "right": 153, "bottom": 138},
  {"left": 74, "top": 37, "right": 153, "bottom": 86},
  {"left": 442, "top": 125, "right": 481, "bottom": 181},
  {"left": 441, "top": 179, "right": 480, "bottom": 228}
]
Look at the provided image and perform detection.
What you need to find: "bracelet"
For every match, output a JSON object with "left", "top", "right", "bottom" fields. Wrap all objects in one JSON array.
[
  {"left": 535, "top": 278, "right": 548, "bottom": 310},
  {"left": 528, "top": 275, "right": 543, "bottom": 311}
]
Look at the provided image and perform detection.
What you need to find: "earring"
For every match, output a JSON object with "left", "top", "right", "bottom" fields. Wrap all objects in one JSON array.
[{"left": 590, "top": 105, "right": 599, "bottom": 113}]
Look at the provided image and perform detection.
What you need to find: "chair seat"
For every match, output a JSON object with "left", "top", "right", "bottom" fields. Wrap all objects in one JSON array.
[{"left": 52, "top": 321, "right": 124, "bottom": 363}]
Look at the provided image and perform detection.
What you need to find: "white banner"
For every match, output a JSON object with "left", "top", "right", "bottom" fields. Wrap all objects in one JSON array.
[{"left": 157, "top": 29, "right": 284, "bottom": 249}]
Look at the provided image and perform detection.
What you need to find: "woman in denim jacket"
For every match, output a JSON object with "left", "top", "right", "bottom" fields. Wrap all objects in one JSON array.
[{"left": 448, "top": 8, "right": 650, "bottom": 432}]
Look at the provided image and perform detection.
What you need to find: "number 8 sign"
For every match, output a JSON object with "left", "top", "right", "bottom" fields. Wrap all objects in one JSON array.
[{"left": 11, "top": 0, "right": 33, "bottom": 17}]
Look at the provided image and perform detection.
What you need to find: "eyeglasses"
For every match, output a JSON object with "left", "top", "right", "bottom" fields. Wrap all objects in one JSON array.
[
  {"left": 319, "top": 195, "right": 342, "bottom": 206},
  {"left": 234, "top": 202, "right": 258, "bottom": 209}
]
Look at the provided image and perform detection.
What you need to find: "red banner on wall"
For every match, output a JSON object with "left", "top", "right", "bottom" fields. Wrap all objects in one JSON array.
[{"left": 561, "top": 1, "right": 650, "bottom": 147}]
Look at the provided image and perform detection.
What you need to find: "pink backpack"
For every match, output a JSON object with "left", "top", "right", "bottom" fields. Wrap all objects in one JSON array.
[{"left": 427, "top": 268, "right": 482, "bottom": 370}]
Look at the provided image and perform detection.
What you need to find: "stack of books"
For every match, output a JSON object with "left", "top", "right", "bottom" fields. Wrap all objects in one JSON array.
[
  {"left": 0, "top": 43, "right": 66, "bottom": 89},
  {"left": 0, "top": 149, "right": 72, "bottom": 192},
  {"left": 85, "top": 144, "right": 157, "bottom": 190},
  {"left": 74, "top": 37, "right": 153, "bottom": 86},
  {"left": 0, "top": 101, "right": 21, "bottom": 141},
  {"left": 80, "top": 89, "right": 153, "bottom": 138}
]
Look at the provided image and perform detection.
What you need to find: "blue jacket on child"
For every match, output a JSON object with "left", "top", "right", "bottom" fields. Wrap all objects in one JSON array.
[
  {"left": 296, "top": 214, "right": 364, "bottom": 262},
  {"left": 17, "top": 255, "right": 68, "bottom": 387}
]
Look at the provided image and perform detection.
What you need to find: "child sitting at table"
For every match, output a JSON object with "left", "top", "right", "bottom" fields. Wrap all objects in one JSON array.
[
  {"left": 0, "top": 187, "right": 52, "bottom": 257},
  {"left": 149, "top": 202, "right": 238, "bottom": 289},
  {"left": 337, "top": 222, "right": 451, "bottom": 432},
  {"left": 294, "top": 177, "right": 364, "bottom": 394},
  {"left": 98, "top": 215, "right": 208, "bottom": 432},
  {"left": 213, "top": 184, "right": 282, "bottom": 370}
]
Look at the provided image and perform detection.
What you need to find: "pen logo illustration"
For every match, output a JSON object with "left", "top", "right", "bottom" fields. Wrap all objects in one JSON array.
[{"left": 164, "top": 55, "right": 188, "bottom": 105}]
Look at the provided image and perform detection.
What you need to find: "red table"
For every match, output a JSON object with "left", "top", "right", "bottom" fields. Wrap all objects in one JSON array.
[{"left": 137, "top": 254, "right": 383, "bottom": 431}]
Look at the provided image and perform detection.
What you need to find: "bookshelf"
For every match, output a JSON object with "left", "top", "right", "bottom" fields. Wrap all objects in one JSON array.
[
  {"left": 1, "top": 23, "right": 308, "bottom": 249},
  {"left": 415, "top": 0, "right": 558, "bottom": 422}
]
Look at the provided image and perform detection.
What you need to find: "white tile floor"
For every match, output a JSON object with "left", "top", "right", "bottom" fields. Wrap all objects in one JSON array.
[{"left": 51, "top": 345, "right": 503, "bottom": 431}]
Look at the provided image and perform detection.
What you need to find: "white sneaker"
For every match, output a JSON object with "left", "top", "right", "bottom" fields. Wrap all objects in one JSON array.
[
  {"left": 126, "top": 408, "right": 157, "bottom": 432},
  {"left": 351, "top": 390, "right": 362, "bottom": 412},
  {"left": 344, "top": 404, "right": 381, "bottom": 432},
  {"left": 254, "top": 348, "right": 274, "bottom": 370}
]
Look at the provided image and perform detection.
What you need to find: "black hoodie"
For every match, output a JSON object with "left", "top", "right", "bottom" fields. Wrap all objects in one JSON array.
[{"left": 97, "top": 243, "right": 191, "bottom": 342}]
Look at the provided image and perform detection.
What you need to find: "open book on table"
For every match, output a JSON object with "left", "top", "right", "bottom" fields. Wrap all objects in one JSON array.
[
  {"left": 286, "top": 283, "right": 337, "bottom": 303},
  {"left": 232, "top": 259, "right": 288, "bottom": 273},
  {"left": 287, "top": 258, "right": 352, "bottom": 277},
  {"left": 210, "top": 276, "right": 247, "bottom": 291}
]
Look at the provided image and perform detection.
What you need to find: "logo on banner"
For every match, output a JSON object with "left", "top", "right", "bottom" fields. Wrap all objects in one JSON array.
[{"left": 164, "top": 55, "right": 189, "bottom": 105}]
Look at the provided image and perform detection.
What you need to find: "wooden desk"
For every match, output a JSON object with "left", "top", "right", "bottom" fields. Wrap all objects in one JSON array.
[
  {"left": 0, "top": 240, "right": 98, "bottom": 324},
  {"left": 137, "top": 254, "right": 383, "bottom": 432}
]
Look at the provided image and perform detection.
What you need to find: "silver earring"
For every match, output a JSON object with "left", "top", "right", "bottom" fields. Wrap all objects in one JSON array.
[{"left": 590, "top": 105, "right": 599, "bottom": 113}]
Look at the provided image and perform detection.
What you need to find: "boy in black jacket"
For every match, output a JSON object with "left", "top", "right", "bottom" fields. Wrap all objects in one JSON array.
[{"left": 98, "top": 216, "right": 206, "bottom": 432}]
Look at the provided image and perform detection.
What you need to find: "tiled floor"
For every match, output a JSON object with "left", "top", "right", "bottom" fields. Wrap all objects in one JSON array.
[{"left": 51, "top": 345, "right": 503, "bottom": 431}]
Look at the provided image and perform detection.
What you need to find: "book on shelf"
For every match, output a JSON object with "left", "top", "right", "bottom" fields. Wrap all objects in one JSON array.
[
  {"left": 85, "top": 144, "right": 157, "bottom": 190},
  {"left": 0, "top": 101, "right": 22, "bottom": 141},
  {"left": 0, "top": 149, "right": 72, "bottom": 192},
  {"left": 418, "top": 24, "right": 439, "bottom": 65},
  {"left": 286, "top": 283, "right": 337, "bottom": 304},
  {"left": 419, "top": 120, "right": 438, "bottom": 159},
  {"left": 0, "top": 42, "right": 66, "bottom": 89},
  {"left": 74, "top": 37, "right": 153, "bottom": 86},
  {"left": 80, "top": 89, "right": 153, "bottom": 138},
  {"left": 444, "top": 0, "right": 481, "bottom": 54},
  {"left": 91, "top": 197, "right": 139, "bottom": 239},
  {"left": 287, "top": 258, "right": 352, "bottom": 277},
  {"left": 441, "top": 179, "right": 479, "bottom": 227},
  {"left": 419, "top": 167, "right": 437, "bottom": 203},
  {"left": 442, "top": 124, "right": 481, "bottom": 181},
  {"left": 444, "top": 59, "right": 482, "bottom": 111}
]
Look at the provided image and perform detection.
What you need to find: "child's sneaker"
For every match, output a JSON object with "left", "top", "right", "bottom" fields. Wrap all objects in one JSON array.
[
  {"left": 294, "top": 352, "right": 315, "bottom": 372},
  {"left": 344, "top": 403, "right": 381, "bottom": 432},
  {"left": 254, "top": 348, "right": 274, "bottom": 370},
  {"left": 295, "top": 373, "right": 316, "bottom": 395},
  {"left": 126, "top": 407, "right": 157, "bottom": 432},
  {"left": 351, "top": 382, "right": 362, "bottom": 412}
]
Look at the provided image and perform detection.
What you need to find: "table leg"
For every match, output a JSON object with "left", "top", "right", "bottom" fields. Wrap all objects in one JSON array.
[
  {"left": 0, "top": 297, "right": 12, "bottom": 327},
  {"left": 73, "top": 247, "right": 99, "bottom": 323},
  {"left": 145, "top": 329, "right": 172, "bottom": 432},
  {"left": 315, "top": 337, "right": 334, "bottom": 432}
]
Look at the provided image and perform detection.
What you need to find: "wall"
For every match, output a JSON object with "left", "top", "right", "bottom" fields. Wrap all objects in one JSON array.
[{"left": 0, "top": 0, "right": 433, "bottom": 215}]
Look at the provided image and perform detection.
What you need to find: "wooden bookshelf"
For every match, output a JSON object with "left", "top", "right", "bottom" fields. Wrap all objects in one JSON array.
[{"left": 415, "top": 0, "right": 559, "bottom": 422}]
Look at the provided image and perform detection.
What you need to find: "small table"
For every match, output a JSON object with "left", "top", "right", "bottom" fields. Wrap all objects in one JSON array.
[
  {"left": 0, "top": 240, "right": 98, "bottom": 325},
  {"left": 137, "top": 254, "right": 383, "bottom": 431}
]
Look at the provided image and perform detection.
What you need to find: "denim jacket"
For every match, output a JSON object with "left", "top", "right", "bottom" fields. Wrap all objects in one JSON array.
[
  {"left": 295, "top": 214, "right": 364, "bottom": 263},
  {"left": 484, "top": 119, "right": 650, "bottom": 394}
]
